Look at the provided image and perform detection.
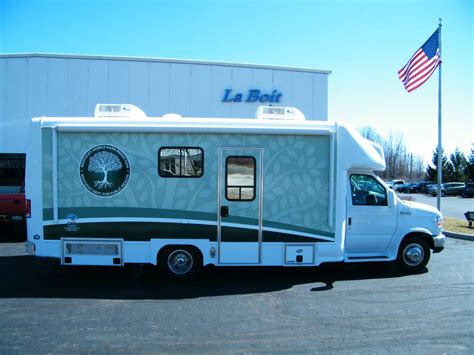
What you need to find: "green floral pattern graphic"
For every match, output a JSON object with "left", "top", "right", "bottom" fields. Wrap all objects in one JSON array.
[
  {"left": 262, "top": 135, "right": 330, "bottom": 228},
  {"left": 50, "top": 131, "right": 333, "bottom": 234}
]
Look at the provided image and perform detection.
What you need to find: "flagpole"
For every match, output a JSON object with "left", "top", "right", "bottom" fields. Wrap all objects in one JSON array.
[{"left": 436, "top": 18, "right": 443, "bottom": 211}]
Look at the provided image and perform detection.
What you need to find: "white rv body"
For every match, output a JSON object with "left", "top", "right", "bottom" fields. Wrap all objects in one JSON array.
[{"left": 25, "top": 107, "right": 445, "bottom": 276}]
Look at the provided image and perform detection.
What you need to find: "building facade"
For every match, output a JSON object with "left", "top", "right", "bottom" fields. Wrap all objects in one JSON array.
[{"left": 0, "top": 53, "right": 331, "bottom": 155}]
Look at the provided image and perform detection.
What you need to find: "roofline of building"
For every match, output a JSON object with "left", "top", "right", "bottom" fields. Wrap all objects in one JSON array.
[{"left": 0, "top": 52, "right": 332, "bottom": 75}]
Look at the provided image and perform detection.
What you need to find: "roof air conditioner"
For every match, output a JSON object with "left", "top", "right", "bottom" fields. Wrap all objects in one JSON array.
[
  {"left": 256, "top": 106, "right": 305, "bottom": 121},
  {"left": 94, "top": 104, "right": 147, "bottom": 118}
]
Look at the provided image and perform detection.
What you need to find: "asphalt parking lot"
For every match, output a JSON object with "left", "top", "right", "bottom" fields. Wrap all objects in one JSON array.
[{"left": 0, "top": 238, "right": 473, "bottom": 353}]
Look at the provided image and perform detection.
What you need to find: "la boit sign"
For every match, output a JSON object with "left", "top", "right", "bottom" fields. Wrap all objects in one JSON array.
[{"left": 222, "top": 89, "right": 283, "bottom": 103}]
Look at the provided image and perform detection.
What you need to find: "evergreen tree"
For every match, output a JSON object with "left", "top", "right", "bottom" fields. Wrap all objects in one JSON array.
[
  {"left": 448, "top": 148, "right": 468, "bottom": 182},
  {"left": 465, "top": 163, "right": 474, "bottom": 181},
  {"left": 425, "top": 148, "right": 450, "bottom": 182},
  {"left": 465, "top": 151, "right": 474, "bottom": 181}
]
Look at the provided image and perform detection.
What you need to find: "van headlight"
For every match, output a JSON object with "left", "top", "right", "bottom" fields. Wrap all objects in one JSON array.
[{"left": 436, "top": 216, "right": 444, "bottom": 228}]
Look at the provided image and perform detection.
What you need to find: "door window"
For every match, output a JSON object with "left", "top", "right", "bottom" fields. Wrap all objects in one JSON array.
[
  {"left": 350, "top": 174, "right": 387, "bottom": 206},
  {"left": 225, "top": 156, "right": 256, "bottom": 201}
]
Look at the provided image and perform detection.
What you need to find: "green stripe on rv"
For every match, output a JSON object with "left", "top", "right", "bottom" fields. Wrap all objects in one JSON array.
[
  {"left": 42, "top": 207, "right": 335, "bottom": 238},
  {"left": 43, "top": 222, "right": 334, "bottom": 242}
]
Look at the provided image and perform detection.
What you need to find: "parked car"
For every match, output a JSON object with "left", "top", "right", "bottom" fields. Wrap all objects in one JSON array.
[
  {"left": 425, "top": 184, "right": 437, "bottom": 194},
  {"left": 430, "top": 182, "right": 466, "bottom": 196},
  {"left": 461, "top": 182, "right": 474, "bottom": 198},
  {"left": 411, "top": 181, "right": 435, "bottom": 194},
  {"left": 395, "top": 182, "right": 431, "bottom": 194},
  {"left": 395, "top": 183, "right": 414, "bottom": 193},
  {"left": 386, "top": 179, "right": 405, "bottom": 189},
  {"left": 405, "top": 182, "right": 423, "bottom": 193}
]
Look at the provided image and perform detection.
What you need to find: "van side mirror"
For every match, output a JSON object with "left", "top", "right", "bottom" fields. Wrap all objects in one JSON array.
[{"left": 387, "top": 190, "right": 397, "bottom": 208}]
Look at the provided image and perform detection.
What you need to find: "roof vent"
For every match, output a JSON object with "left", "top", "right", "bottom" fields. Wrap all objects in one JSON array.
[
  {"left": 256, "top": 106, "right": 305, "bottom": 121},
  {"left": 94, "top": 104, "right": 147, "bottom": 118}
]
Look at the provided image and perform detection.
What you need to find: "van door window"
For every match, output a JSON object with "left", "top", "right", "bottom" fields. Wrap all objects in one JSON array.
[
  {"left": 350, "top": 174, "right": 387, "bottom": 206},
  {"left": 225, "top": 156, "right": 256, "bottom": 201}
]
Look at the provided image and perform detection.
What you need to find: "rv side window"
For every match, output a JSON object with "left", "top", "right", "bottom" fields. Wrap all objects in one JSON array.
[
  {"left": 158, "top": 147, "right": 203, "bottom": 178},
  {"left": 350, "top": 174, "right": 387, "bottom": 206},
  {"left": 226, "top": 156, "right": 256, "bottom": 201}
]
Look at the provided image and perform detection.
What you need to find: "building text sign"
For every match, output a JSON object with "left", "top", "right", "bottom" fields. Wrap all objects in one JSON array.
[{"left": 222, "top": 89, "right": 282, "bottom": 103}]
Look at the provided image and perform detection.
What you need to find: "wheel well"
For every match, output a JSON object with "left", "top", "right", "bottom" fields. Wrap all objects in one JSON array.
[
  {"left": 157, "top": 244, "right": 203, "bottom": 265},
  {"left": 400, "top": 232, "right": 434, "bottom": 250}
]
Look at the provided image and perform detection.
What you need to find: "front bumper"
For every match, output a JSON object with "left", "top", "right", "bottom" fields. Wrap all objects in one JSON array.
[{"left": 432, "top": 233, "right": 445, "bottom": 253}]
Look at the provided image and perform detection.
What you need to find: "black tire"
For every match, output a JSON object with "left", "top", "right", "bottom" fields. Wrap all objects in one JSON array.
[
  {"left": 397, "top": 237, "right": 431, "bottom": 273},
  {"left": 158, "top": 246, "right": 202, "bottom": 280}
]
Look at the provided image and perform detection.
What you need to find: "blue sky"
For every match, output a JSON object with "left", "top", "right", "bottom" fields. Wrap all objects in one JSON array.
[{"left": 0, "top": 0, "right": 472, "bottom": 163}]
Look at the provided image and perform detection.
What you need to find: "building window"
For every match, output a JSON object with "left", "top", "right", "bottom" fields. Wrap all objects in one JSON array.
[
  {"left": 158, "top": 147, "right": 203, "bottom": 178},
  {"left": 225, "top": 156, "right": 256, "bottom": 201}
]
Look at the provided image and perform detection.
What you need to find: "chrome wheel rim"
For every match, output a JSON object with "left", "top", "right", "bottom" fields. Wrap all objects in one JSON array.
[
  {"left": 167, "top": 250, "right": 193, "bottom": 275},
  {"left": 403, "top": 243, "right": 424, "bottom": 266}
]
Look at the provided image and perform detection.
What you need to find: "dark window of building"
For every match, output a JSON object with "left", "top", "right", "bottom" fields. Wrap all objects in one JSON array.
[{"left": 0, "top": 154, "right": 26, "bottom": 192}]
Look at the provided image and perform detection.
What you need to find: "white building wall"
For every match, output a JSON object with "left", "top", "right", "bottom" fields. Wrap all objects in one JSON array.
[{"left": 0, "top": 54, "right": 330, "bottom": 154}]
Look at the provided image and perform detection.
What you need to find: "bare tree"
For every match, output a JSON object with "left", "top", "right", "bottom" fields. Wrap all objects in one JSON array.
[
  {"left": 88, "top": 151, "right": 122, "bottom": 189},
  {"left": 384, "top": 131, "right": 406, "bottom": 179},
  {"left": 359, "top": 126, "right": 384, "bottom": 146},
  {"left": 359, "top": 127, "right": 425, "bottom": 181}
]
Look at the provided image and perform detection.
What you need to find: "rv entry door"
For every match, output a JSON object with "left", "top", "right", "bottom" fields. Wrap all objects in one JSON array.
[{"left": 218, "top": 148, "right": 263, "bottom": 264}]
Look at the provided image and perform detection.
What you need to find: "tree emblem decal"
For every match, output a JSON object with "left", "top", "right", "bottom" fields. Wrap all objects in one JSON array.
[{"left": 80, "top": 145, "right": 130, "bottom": 196}]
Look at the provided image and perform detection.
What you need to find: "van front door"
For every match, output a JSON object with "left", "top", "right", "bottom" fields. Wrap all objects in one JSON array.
[
  {"left": 345, "top": 174, "right": 397, "bottom": 253},
  {"left": 218, "top": 148, "right": 262, "bottom": 264}
]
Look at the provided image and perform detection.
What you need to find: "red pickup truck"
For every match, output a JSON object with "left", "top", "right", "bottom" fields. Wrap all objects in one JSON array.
[
  {"left": 0, "top": 154, "right": 28, "bottom": 238},
  {"left": 0, "top": 183, "right": 30, "bottom": 225}
]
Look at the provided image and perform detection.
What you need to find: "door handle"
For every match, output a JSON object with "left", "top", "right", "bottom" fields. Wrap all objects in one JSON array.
[
  {"left": 221, "top": 206, "right": 229, "bottom": 217},
  {"left": 348, "top": 217, "right": 352, "bottom": 226}
]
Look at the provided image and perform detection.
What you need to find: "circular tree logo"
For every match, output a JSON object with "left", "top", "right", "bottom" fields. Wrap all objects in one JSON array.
[{"left": 80, "top": 145, "right": 130, "bottom": 196}]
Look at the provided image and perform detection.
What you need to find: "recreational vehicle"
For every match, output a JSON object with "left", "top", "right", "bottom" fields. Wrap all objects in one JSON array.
[{"left": 25, "top": 105, "right": 445, "bottom": 278}]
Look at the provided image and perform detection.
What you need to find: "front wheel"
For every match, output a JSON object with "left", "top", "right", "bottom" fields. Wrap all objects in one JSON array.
[
  {"left": 397, "top": 237, "right": 431, "bottom": 273},
  {"left": 159, "top": 246, "right": 202, "bottom": 280}
]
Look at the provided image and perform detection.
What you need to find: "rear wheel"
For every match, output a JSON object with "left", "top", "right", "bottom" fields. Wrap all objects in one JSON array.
[
  {"left": 159, "top": 246, "right": 202, "bottom": 280},
  {"left": 397, "top": 237, "right": 431, "bottom": 273}
]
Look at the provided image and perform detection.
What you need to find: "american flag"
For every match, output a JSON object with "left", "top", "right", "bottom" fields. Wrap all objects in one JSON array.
[{"left": 398, "top": 29, "right": 441, "bottom": 93}]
